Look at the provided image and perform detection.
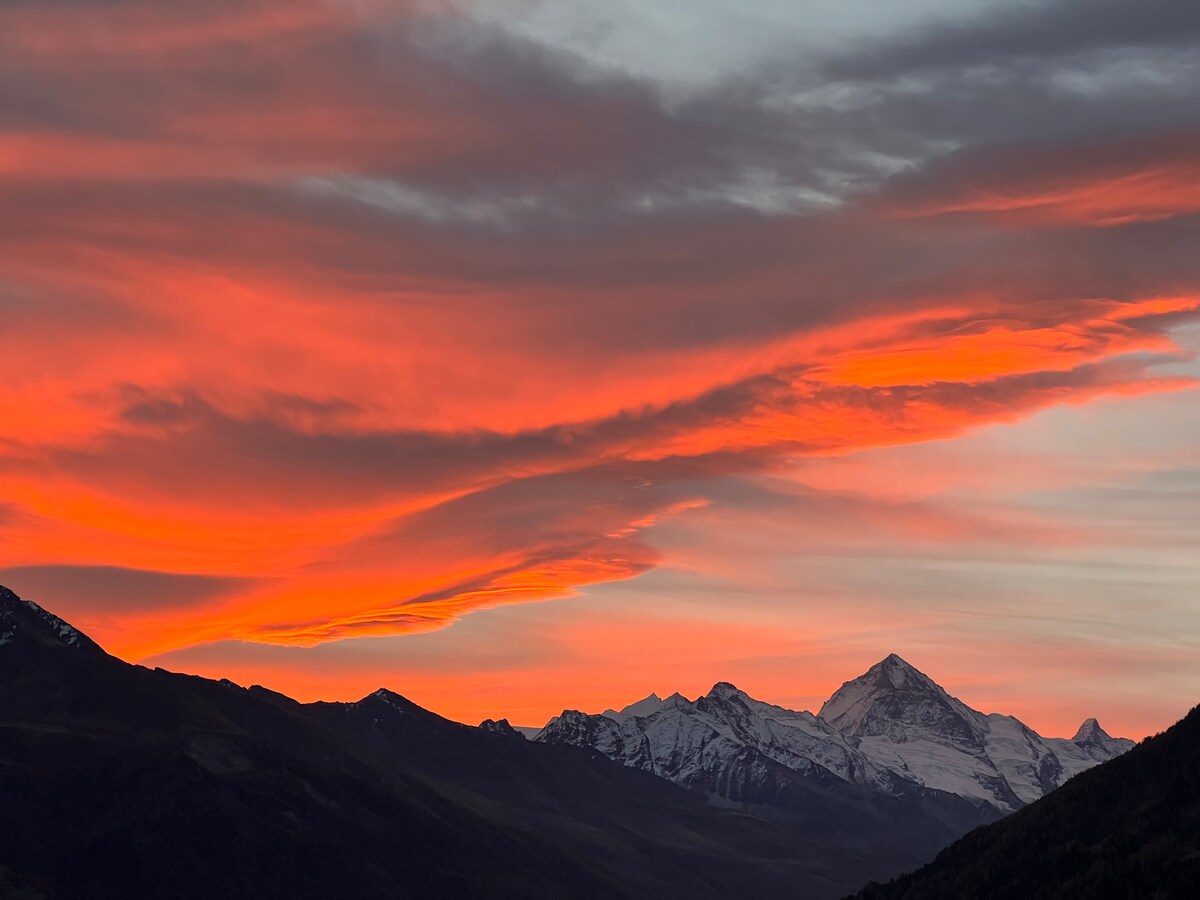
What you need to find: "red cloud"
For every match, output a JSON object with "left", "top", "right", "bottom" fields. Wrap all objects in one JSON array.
[{"left": 0, "top": 0, "right": 1198, "bottom": 738}]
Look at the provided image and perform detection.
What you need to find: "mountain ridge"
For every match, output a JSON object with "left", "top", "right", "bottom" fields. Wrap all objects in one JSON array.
[
  {"left": 533, "top": 653, "right": 1133, "bottom": 817},
  {"left": 854, "top": 702, "right": 1200, "bottom": 899},
  {"left": 0, "top": 584, "right": 997, "bottom": 899}
]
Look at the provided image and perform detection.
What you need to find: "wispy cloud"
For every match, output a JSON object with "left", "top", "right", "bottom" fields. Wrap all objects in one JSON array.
[{"left": 1, "top": 0, "right": 1198, "bottom": 735}]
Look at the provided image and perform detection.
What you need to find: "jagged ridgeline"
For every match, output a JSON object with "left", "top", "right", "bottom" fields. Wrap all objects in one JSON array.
[
  {"left": 4, "top": 584, "right": 1090, "bottom": 900},
  {"left": 532, "top": 654, "right": 1132, "bottom": 817}
]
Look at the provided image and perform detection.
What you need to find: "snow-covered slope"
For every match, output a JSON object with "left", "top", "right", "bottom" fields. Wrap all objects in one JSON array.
[
  {"left": 602, "top": 692, "right": 665, "bottom": 721},
  {"left": 1045, "top": 717, "right": 1136, "bottom": 778},
  {"left": 540, "top": 683, "right": 896, "bottom": 793},
  {"left": 0, "top": 585, "right": 100, "bottom": 653},
  {"left": 819, "top": 654, "right": 1134, "bottom": 810},
  {"left": 534, "top": 654, "right": 1134, "bottom": 816}
]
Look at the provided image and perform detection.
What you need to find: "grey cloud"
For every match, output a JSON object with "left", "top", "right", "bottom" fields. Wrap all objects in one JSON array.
[
  {"left": 0, "top": 564, "right": 255, "bottom": 614},
  {"left": 2, "top": 0, "right": 1197, "bottom": 237},
  {"left": 6, "top": 160, "right": 1200, "bottom": 359},
  {"left": 875, "top": 127, "right": 1200, "bottom": 212},
  {"left": 825, "top": 0, "right": 1200, "bottom": 81}
]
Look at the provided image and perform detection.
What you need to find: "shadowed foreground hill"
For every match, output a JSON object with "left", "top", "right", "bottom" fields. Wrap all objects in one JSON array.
[
  {"left": 854, "top": 702, "right": 1200, "bottom": 899},
  {"left": 0, "top": 586, "right": 971, "bottom": 900}
]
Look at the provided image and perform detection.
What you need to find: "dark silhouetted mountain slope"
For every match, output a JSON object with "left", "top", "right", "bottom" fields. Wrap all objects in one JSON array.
[
  {"left": 0, "top": 585, "right": 967, "bottom": 900},
  {"left": 853, "top": 702, "right": 1200, "bottom": 899}
]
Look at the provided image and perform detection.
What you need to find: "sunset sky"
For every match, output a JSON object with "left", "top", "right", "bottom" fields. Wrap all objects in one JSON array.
[{"left": 2, "top": 0, "right": 1198, "bottom": 738}]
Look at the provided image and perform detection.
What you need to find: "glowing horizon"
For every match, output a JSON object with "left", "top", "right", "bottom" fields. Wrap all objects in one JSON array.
[{"left": 2, "top": 0, "right": 1199, "bottom": 739}]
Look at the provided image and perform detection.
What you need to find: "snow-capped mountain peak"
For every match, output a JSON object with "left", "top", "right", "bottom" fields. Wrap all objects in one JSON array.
[
  {"left": 1072, "top": 717, "right": 1116, "bottom": 744},
  {"left": 706, "top": 681, "right": 744, "bottom": 700},
  {"left": 819, "top": 656, "right": 1076, "bottom": 808},
  {"left": 531, "top": 654, "right": 1137, "bottom": 817},
  {"left": 878, "top": 653, "right": 926, "bottom": 686},
  {"left": 1057, "top": 716, "right": 1135, "bottom": 764},
  {"left": 819, "top": 654, "right": 979, "bottom": 746},
  {"left": 603, "top": 692, "right": 665, "bottom": 721}
]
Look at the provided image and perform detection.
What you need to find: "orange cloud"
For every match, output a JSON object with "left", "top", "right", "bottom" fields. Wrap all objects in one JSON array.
[{"left": 1, "top": 0, "right": 1199, "bottom": 739}]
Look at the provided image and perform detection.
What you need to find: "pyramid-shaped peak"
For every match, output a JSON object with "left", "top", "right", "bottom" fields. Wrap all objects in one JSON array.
[
  {"left": 361, "top": 687, "right": 414, "bottom": 710},
  {"left": 873, "top": 653, "right": 936, "bottom": 685},
  {"left": 820, "top": 653, "right": 978, "bottom": 742},
  {"left": 1073, "top": 717, "right": 1109, "bottom": 742},
  {"left": 830, "top": 654, "right": 947, "bottom": 701},
  {"left": 707, "top": 681, "right": 745, "bottom": 700}
]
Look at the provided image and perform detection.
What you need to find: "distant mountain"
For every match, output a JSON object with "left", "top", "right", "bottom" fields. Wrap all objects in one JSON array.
[
  {"left": 854, "top": 702, "right": 1200, "bottom": 899},
  {"left": 536, "top": 680, "right": 991, "bottom": 843},
  {"left": 821, "top": 653, "right": 1133, "bottom": 810},
  {"left": 0, "top": 584, "right": 977, "bottom": 900},
  {"left": 535, "top": 653, "right": 1133, "bottom": 820}
]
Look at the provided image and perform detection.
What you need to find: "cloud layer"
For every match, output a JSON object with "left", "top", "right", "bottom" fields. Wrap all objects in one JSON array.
[{"left": 2, "top": 0, "right": 1198, "bottom": 735}]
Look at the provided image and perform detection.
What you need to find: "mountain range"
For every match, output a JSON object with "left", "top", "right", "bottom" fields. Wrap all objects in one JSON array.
[
  {"left": 532, "top": 652, "right": 1132, "bottom": 817},
  {"left": 0, "top": 584, "right": 1140, "bottom": 898}
]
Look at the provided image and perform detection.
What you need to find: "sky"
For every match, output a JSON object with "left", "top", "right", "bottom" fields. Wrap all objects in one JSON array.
[{"left": 1, "top": 0, "right": 1198, "bottom": 739}]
